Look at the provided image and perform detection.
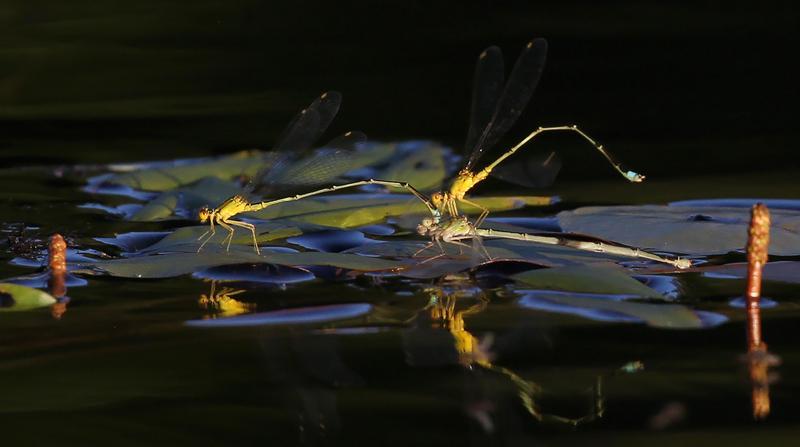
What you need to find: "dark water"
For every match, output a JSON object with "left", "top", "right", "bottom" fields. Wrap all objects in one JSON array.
[
  {"left": 2, "top": 167, "right": 800, "bottom": 446},
  {"left": 2, "top": 1, "right": 800, "bottom": 446}
]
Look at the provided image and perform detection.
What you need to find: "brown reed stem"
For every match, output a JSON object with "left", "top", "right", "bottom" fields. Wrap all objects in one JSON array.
[
  {"left": 745, "top": 203, "right": 769, "bottom": 350},
  {"left": 744, "top": 203, "right": 772, "bottom": 420},
  {"left": 48, "top": 234, "right": 68, "bottom": 319}
]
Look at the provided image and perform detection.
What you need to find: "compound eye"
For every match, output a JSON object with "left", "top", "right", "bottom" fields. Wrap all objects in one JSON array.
[{"left": 199, "top": 206, "right": 210, "bottom": 222}]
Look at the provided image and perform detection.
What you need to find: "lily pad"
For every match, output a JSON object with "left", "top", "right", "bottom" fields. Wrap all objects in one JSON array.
[
  {"left": 513, "top": 265, "right": 664, "bottom": 298},
  {"left": 374, "top": 141, "right": 447, "bottom": 191},
  {"left": 558, "top": 205, "right": 800, "bottom": 256},
  {"left": 127, "top": 177, "right": 247, "bottom": 222},
  {"left": 193, "top": 264, "right": 315, "bottom": 284},
  {"left": 517, "top": 291, "right": 724, "bottom": 329},
  {"left": 136, "top": 222, "right": 302, "bottom": 254},
  {"left": 0, "top": 283, "right": 57, "bottom": 311},
  {"left": 107, "top": 150, "right": 269, "bottom": 192},
  {"left": 695, "top": 261, "right": 800, "bottom": 285},
  {"left": 348, "top": 238, "right": 646, "bottom": 278},
  {"left": 245, "top": 194, "right": 555, "bottom": 228},
  {"left": 73, "top": 245, "right": 406, "bottom": 279},
  {"left": 129, "top": 191, "right": 181, "bottom": 221},
  {"left": 185, "top": 303, "right": 372, "bottom": 328}
]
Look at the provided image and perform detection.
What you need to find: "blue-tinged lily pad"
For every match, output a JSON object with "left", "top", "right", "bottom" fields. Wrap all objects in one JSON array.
[
  {"left": 517, "top": 290, "right": 725, "bottom": 329},
  {"left": 558, "top": 205, "right": 800, "bottom": 256},
  {"left": 513, "top": 265, "right": 664, "bottom": 298},
  {"left": 73, "top": 246, "right": 406, "bottom": 279},
  {"left": 192, "top": 264, "right": 315, "bottom": 284},
  {"left": 185, "top": 303, "right": 372, "bottom": 327},
  {"left": 96, "top": 232, "right": 171, "bottom": 253},
  {"left": 287, "top": 230, "right": 378, "bottom": 253}
]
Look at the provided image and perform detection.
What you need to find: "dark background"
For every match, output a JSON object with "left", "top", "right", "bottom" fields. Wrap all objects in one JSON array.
[{"left": 1, "top": 0, "right": 798, "bottom": 180}]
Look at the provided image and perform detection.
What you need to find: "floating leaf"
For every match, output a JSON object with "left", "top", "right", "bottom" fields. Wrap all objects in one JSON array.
[
  {"left": 287, "top": 230, "right": 378, "bottom": 252},
  {"left": 348, "top": 238, "right": 643, "bottom": 278},
  {"left": 246, "top": 195, "right": 554, "bottom": 228},
  {"left": 193, "top": 264, "right": 315, "bottom": 284},
  {"left": 129, "top": 191, "right": 180, "bottom": 222},
  {"left": 95, "top": 232, "right": 171, "bottom": 252},
  {"left": 185, "top": 303, "right": 372, "bottom": 328},
  {"left": 374, "top": 141, "right": 447, "bottom": 191},
  {"left": 0, "top": 283, "right": 57, "bottom": 311},
  {"left": 125, "top": 177, "right": 246, "bottom": 222},
  {"left": 517, "top": 291, "right": 724, "bottom": 329},
  {"left": 696, "top": 261, "right": 800, "bottom": 285},
  {"left": 513, "top": 265, "right": 664, "bottom": 298},
  {"left": 558, "top": 205, "right": 800, "bottom": 255},
  {"left": 136, "top": 222, "right": 302, "bottom": 254},
  {"left": 73, "top": 245, "right": 406, "bottom": 279},
  {"left": 107, "top": 150, "right": 269, "bottom": 191}
]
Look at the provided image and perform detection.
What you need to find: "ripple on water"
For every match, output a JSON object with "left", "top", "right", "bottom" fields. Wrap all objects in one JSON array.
[{"left": 728, "top": 296, "right": 778, "bottom": 308}]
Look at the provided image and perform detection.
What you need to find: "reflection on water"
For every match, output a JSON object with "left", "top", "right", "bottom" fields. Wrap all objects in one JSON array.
[
  {"left": 198, "top": 280, "right": 254, "bottom": 319},
  {"left": 3, "top": 168, "right": 800, "bottom": 444},
  {"left": 402, "top": 281, "right": 643, "bottom": 431}
]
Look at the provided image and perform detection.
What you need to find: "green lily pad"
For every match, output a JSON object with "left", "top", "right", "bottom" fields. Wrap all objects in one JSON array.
[
  {"left": 127, "top": 177, "right": 247, "bottom": 222},
  {"left": 137, "top": 222, "right": 303, "bottom": 254},
  {"left": 74, "top": 245, "right": 406, "bottom": 279},
  {"left": 374, "top": 142, "right": 447, "bottom": 191},
  {"left": 558, "top": 205, "right": 800, "bottom": 256},
  {"left": 129, "top": 191, "right": 180, "bottom": 222},
  {"left": 246, "top": 195, "right": 554, "bottom": 228},
  {"left": 0, "top": 283, "right": 57, "bottom": 311},
  {"left": 513, "top": 265, "right": 664, "bottom": 298},
  {"left": 108, "top": 150, "right": 269, "bottom": 192}
]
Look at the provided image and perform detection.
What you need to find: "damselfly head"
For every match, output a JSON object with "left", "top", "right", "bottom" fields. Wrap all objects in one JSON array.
[
  {"left": 198, "top": 206, "right": 212, "bottom": 223},
  {"left": 431, "top": 192, "right": 445, "bottom": 209}
]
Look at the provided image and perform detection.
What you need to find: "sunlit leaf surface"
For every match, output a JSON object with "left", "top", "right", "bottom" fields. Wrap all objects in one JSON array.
[
  {"left": 107, "top": 150, "right": 269, "bottom": 191},
  {"left": 0, "top": 283, "right": 57, "bottom": 311}
]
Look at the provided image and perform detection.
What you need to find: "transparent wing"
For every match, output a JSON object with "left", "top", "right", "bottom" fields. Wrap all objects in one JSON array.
[
  {"left": 268, "top": 131, "right": 367, "bottom": 188},
  {"left": 251, "top": 92, "right": 343, "bottom": 194},
  {"left": 464, "top": 46, "right": 504, "bottom": 159},
  {"left": 489, "top": 150, "right": 562, "bottom": 188},
  {"left": 273, "top": 91, "right": 342, "bottom": 153},
  {"left": 469, "top": 224, "right": 491, "bottom": 266},
  {"left": 465, "top": 38, "right": 548, "bottom": 171}
]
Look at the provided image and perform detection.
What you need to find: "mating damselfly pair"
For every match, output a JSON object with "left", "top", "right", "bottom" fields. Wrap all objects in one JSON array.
[{"left": 196, "top": 37, "right": 688, "bottom": 269}]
